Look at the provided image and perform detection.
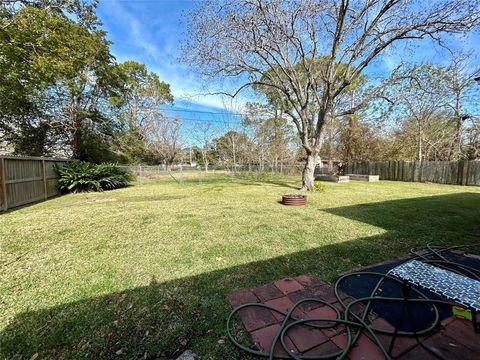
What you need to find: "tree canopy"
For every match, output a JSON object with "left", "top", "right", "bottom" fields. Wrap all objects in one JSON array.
[
  {"left": 0, "top": 1, "right": 175, "bottom": 162},
  {"left": 183, "top": 0, "right": 480, "bottom": 189}
]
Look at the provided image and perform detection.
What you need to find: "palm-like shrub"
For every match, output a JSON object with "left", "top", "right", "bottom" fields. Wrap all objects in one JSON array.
[{"left": 55, "top": 162, "right": 134, "bottom": 192}]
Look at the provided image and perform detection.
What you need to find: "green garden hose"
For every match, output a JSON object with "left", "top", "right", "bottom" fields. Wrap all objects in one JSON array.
[{"left": 226, "top": 244, "right": 480, "bottom": 359}]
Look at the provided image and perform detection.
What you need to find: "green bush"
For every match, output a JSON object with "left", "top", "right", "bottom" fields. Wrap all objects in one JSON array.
[
  {"left": 55, "top": 162, "right": 134, "bottom": 193},
  {"left": 313, "top": 180, "right": 326, "bottom": 192}
]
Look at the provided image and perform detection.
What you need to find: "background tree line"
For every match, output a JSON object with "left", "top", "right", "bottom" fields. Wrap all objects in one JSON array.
[
  {"left": 1, "top": 0, "right": 479, "bottom": 176},
  {"left": 184, "top": 54, "right": 480, "bottom": 173},
  {"left": 0, "top": 0, "right": 175, "bottom": 164},
  {"left": 183, "top": 0, "right": 480, "bottom": 189},
  {"left": 325, "top": 56, "right": 480, "bottom": 164}
]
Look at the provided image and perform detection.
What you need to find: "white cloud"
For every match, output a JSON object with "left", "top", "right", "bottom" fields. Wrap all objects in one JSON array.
[{"left": 102, "top": 0, "right": 235, "bottom": 110}]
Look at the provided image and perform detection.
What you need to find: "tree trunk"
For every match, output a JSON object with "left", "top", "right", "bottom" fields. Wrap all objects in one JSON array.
[
  {"left": 451, "top": 94, "right": 462, "bottom": 160},
  {"left": 232, "top": 139, "right": 236, "bottom": 174},
  {"left": 201, "top": 148, "right": 209, "bottom": 172},
  {"left": 72, "top": 118, "right": 83, "bottom": 159},
  {"left": 301, "top": 153, "right": 317, "bottom": 190},
  {"left": 417, "top": 119, "right": 423, "bottom": 161}
]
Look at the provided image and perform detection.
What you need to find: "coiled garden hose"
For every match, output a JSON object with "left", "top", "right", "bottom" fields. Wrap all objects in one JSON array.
[{"left": 226, "top": 244, "right": 479, "bottom": 359}]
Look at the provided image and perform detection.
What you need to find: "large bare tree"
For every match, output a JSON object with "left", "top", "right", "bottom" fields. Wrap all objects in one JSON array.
[
  {"left": 441, "top": 54, "right": 480, "bottom": 160},
  {"left": 144, "top": 115, "right": 186, "bottom": 168},
  {"left": 191, "top": 121, "right": 214, "bottom": 171},
  {"left": 182, "top": 0, "right": 479, "bottom": 189}
]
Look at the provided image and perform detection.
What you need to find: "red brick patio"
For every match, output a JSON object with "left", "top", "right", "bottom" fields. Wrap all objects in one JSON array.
[{"left": 227, "top": 275, "right": 479, "bottom": 359}]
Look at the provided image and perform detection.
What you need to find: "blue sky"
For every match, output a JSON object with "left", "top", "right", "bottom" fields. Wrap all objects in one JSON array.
[
  {"left": 97, "top": 0, "right": 249, "bottom": 135},
  {"left": 97, "top": 0, "right": 480, "bottom": 120},
  {"left": 97, "top": 0, "right": 236, "bottom": 114}
]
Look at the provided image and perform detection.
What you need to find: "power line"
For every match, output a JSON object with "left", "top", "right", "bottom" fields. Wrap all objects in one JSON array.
[
  {"left": 159, "top": 106, "right": 244, "bottom": 117},
  {"left": 156, "top": 114, "right": 244, "bottom": 126}
]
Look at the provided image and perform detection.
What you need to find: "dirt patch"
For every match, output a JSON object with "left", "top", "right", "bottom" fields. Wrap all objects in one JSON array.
[
  {"left": 85, "top": 198, "right": 117, "bottom": 203},
  {"left": 62, "top": 198, "right": 117, "bottom": 207}
]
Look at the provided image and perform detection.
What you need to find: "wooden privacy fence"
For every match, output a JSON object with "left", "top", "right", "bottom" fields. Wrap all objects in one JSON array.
[
  {"left": 0, "top": 156, "right": 70, "bottom": 211},
  {"left": 345, "top": 160, "right": 480, "bottom": 186}
]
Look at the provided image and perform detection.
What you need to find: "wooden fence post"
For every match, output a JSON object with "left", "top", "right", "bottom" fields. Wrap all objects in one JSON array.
[
  {"left": 42, "top": 159, "right": 48, "bottom": 200},
  {"left": 419, "top": 160, "right": 423, "bottom": 182},
  {"left": 1, "top": 158, "right": 8, "bottom": 211},
  {"left": 461, "top": 160, "right": 468, "bottom": 185}
]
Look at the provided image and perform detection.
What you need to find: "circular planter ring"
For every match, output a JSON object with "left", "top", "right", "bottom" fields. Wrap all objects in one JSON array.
[{"left": 282, "top": 194, "right": 307, "bottom": 206}]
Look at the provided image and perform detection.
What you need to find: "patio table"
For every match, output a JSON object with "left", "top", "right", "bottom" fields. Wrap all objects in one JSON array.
[{"left": 388, "top": 259, "right": 480, "bottom": 333}]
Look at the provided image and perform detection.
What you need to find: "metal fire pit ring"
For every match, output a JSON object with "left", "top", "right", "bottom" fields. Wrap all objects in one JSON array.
[{"left": 281, "top": 194, "right": 307, "bottom": 206}]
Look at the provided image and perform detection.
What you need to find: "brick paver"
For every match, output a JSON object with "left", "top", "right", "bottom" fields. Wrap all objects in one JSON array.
[
  {"left": 294, "top": 274, "right": 327, "bottom": 287},
  {"left": 286, "top": 324, "right": 330, "bottom": 352},
  {"left": 418, "top": 333, "right": 477, "bottom": 360},
  {"left": 347, "top": 334, "right": 388, "bottom": 360},
  {"left": 238, "top": 306, "right": 277, "bottom": 331},
  {"left": 331, "top": 332, "right": 348, "bottom": 349},
  {"left": 309, "top": 283, "right": 347, "bottom": 304},
  {"left": 253, "top": 283, "right": 284, "bottom": 302},
  {"left": 398, "top": 345, "right": 438, "bottom": 360},
  {"left": 228, "top": 276, "right": 478, "bottom": 359},
  {"left": 251, "top": 324, "right": 299, "bottom": 356},
  {"left": 227, "top": 289, "right": 258, "bottom": 307},
  {"left": 304, "top": 340, "right": 341, "bottom": 356},
  {"left": 304, "top": 305, "right": 338, "bottom": 320},
  {"left": 437, "top": 318, "right": 480, "bottom": 353},
  {"left": 274, "top": 277, "right": 304, "bottom": 294},
  {"left": 265, "top": 296, "right": 304, "bottom": 321},
  {"left": 287, "top": 288, "right": 324, "bottom": 312},
  {"left": 374, "top": 332, "right": 418, "bottom": 358}
]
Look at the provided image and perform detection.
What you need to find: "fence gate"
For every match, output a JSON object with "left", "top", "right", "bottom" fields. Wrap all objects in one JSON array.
[{"left": 0, "top": 156, "right": 69, "bottom": 211}]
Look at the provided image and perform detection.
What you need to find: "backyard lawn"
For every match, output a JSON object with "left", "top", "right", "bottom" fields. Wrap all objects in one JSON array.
[{"left": 1, "top": 173, "right": 479, "bottom": 359}]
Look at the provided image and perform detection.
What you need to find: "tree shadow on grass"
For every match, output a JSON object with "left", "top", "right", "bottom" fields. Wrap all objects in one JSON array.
[
  {"left": 1, "top": 193, "right": 479, "bottom": 359},
  {"left": 119, "top": 195, "right": 190, "bottom": 203},
  {"left": 323, "top": 192, "right": 480, "bottom": 242},
  {"left": 233, "top": 173, "right": 301, "bottom": 190},
  {"left": 180, "top": 173, "right": 301, "bottom": 190},
  {"left": 237, "top": 180, "right": 300, "bottom": 190},
  {"left": 0, "top": 194, "right": 65, "bottom": 214}
]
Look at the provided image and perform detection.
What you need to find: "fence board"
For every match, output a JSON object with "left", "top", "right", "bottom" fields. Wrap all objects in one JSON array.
[
  {"left": 345, "top": 160, "right": 480, "bottom": 186},
  {"left": 0, "top": 156, "right": 70, "bottom": 211},
  {"left": 1, "top": 158, "right": 7, "bottom": 210}
]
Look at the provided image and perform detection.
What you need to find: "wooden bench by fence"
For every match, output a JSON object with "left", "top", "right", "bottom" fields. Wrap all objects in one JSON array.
[
  {"left": 315, "top": 174, "right": 350, "bottom": 183},
  {"left": 0, "top": 156, "right": 70, "bottom": 211},
  {"left": 346, "top": 174, "right": 380, "bottom": 182}
]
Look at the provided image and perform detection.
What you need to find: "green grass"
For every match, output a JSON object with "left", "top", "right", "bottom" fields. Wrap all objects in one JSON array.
[{"left": 1, "top": 172, "right": 479, "bottom": 359}]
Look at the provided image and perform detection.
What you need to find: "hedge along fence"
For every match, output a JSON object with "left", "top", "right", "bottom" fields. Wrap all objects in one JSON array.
[
  {"left": 0, "top": 156, "right": 70, "bottom": 211},
  {"left": 345, "top": 160, "right": 480, "bottom": 186}
]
